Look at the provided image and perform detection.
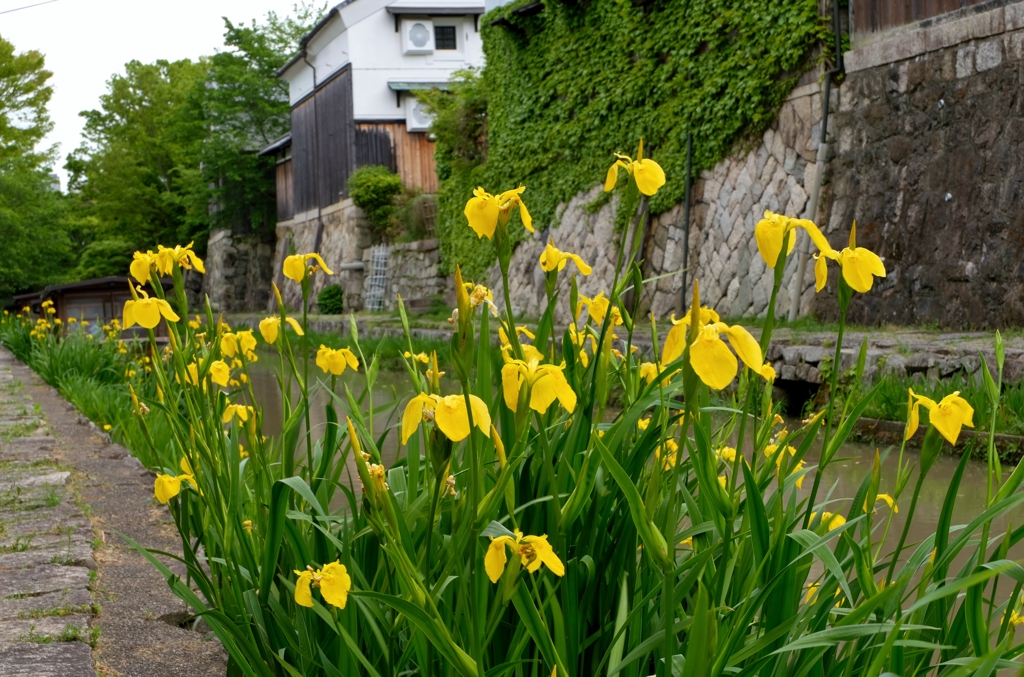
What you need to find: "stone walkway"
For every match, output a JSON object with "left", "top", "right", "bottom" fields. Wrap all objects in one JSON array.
[{"left": 0, "top": 348, "right": 226, "bottom": 676}]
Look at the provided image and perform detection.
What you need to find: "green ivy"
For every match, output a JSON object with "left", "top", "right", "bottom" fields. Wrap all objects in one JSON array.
[{"left": 431, "top": 0, "right": 825, "bottom": 279}]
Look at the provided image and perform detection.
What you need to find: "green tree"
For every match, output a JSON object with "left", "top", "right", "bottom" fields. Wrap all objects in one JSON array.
[
  {"left": 66, "top": 58, "right": 208, "bottom": 251},
  {"left": 183, "top": 6, "right": 322, "bottom": 236},
  {"left": 0, "top": 34, "right": 75, "bottom": 300}
]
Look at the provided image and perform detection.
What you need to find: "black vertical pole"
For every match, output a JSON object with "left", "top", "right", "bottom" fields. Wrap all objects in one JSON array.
[{"left": 680, "top": 132, "right": 693, "bottom": 312}]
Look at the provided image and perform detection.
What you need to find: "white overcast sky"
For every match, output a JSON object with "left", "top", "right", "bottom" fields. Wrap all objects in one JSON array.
[{"left": 1, "top": 0, "right": 306, "bottom": 189}]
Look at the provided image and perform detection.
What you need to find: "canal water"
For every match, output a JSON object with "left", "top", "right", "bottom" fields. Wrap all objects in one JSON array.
[{"left": 248, "top": 363, "right": 1024, "bottom": 562}]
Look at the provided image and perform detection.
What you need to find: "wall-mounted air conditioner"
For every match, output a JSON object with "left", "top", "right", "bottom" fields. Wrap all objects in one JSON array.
[
  {"left": 406, "top": 96, "right": 434, "bottom": 132},
  {"left": 401, "top": 19, "right": 434, "bottom": 55}
]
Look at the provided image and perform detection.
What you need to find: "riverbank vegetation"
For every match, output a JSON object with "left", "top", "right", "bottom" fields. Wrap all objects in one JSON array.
[{"left": 4, "top": 146, "right": 1024, "bottom": 676}]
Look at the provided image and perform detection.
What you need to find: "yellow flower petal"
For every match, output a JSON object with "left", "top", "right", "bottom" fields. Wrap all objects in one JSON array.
[
  {"left": 485, "top": 537, "right": 512, "bottom": 583},
  {"left": 840, "top": 247, "right": 886, "bottom": 293},
  {"left": 154, "top": 474, "right": 181, "bottom": 503},
  {"left": 814, "top": 254, "right": 828, "bottom": 292},
  {"left": 721, "top": 324, "right": 763, "bottom": 372},
  {"left": 501, "top": 364, "right": 522, "bottom": 412},
  {"left": 283, "top": 254, "right": 307, "bottom": 282},
  {"left": 259, "top": 317, "right": 279, "bottom": 344},
  {"left": 293, "top": 570, "right": 313, "bottom": 607},
  {"left": 319, "top": 561, "right": 351, "bottom": 609},
  {"left": 689, "top": 327, "right": 738, "bottom": 390},
  {"left": 285, "top": 317, "right": 305, "bottom": 336},
  {"left": 209, "top": 360, "right": 230, "bottom": 387},
  {"left": 464, "top": 189, "right": 499, "bottom": 239},
  {"left": 401, "top": 394, "right": 433, "bottom": 444},
  {"left": 604, "top": 163, "right": 620, "bottom": 192},
  {"left": 633, "top": 158, "right": 666, "bottom": 196}
]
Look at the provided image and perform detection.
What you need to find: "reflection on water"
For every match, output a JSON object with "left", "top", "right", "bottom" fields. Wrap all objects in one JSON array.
[
  {"left": 813, "top": 439, "right": 1024, "bottom": 560},
  {"left": 247, "top": 363, "right": 1023, "bottom": 564}
]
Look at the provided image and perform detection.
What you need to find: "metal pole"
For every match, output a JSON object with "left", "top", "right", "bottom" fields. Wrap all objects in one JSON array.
[
  {"left": 788, "top": 0, "right": 844, "bottom": 322},
  {"left": 680, "top": 132, "right": 693, "bottom": 313}
]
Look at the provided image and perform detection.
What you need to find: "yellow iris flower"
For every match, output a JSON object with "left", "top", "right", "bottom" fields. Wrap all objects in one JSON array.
[
  {"left": 689, "top": 321, "right": 764, "bottom": 391},
  {"left": 659, "top": 306, "right": 721, "bottom": 366},
  {"left": 154, "top": 458, "right": 197, "bottom": 504},
  {"left": 639, "top": 362, "right": 660, "bottom": 384},
  {"left": 464, "top": 185, "right": 533, "bottom": 238},
  {"left": 259, "top": 316, "right": 304, "bottom": 344},
  {"left": 813, "top": 222, "right": 886, "bottom": 293},
  {"left": 154, "top": 242, "right": 205, "bottom": 277},
  {"left": 604, "top": 139, "right": 666, "bottom": 196},
  {"left": 501, "top": 356, "right": 577, "bottom": 414},
  {"left": 905, "top": 388, "right": 974, "bottom": 445},
  {"left": 293, "top": 561, "right": 351, "bottom": 609},
  {"left": 404, "top": 351, "right": 429, "bottom": 364},
  {"left": 754, "top": 211, "right": 831, "bottom": 269},
  {"left": 123, "top": 289, "right": 180, "bottom": 330},
  {"left": 315, "top": 345, "right": 359, "bottom": 375},
  {"left": 130, "top": 251, "right": 158, "bottom": 285},
  {"left": 283, "top": 253, "right": 334, "bottom": 283},
  {"left": 576, "top": 292, "right": 620, "bottom": 326},
  {"left": 538, "top": 239, "right": 592, "bottom": 275},
  {"left": 223, "top": 404, "right": 255, "bottom": 423},
  {"left": 209, "top": 359, "right": 231, "bottom": 387},
  {"left": 401, "top": 392, "right": 491, "bottom": 444},
  {"left": 866, "top": 493, "right": 898, "bottom": 513},
  {"left": 765, "top": 443, "right": 805, "bottom": 488},
  {"left": 811, "top": 511, "right": 847, "bottom": 531},
  {"left": 484, "top": 530, "right": 565, "bottom": 583},
  {"left": 221, "top": 330, "right": 257, "bottom": 360}
]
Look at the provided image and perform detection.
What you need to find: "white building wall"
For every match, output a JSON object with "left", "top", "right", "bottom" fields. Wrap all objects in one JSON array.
[{"left": 282, "top": 0, "right": 484, "bottom": 118}]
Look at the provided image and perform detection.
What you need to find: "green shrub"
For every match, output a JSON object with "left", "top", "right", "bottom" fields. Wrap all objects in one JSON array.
[
  {"left": 316, "top": 284, "right": 344, "bottom": 314},
  {"left": 348, "top": 165, "right": 403, "bottom": 241}
]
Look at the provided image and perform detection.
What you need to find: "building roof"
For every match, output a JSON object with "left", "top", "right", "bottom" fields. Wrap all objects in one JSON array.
[
  {"left": 259, "top": 133, "right": 293, "bottom": 157},
  {"left": 386, "top": 0, "right": 485, "bottom": 15},
  {"left": 387, "top": 79, "right": 451, "bottom": 90}
]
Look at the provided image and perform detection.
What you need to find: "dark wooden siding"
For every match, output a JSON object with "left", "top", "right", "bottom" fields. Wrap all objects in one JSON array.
[
  {"left": 355, "top": 126, "right": 397, "bottom": 171},
  {"left": 356, "top": 122, "right": 438, "bottom": 193},
  {"left": 289, "top": 66, "right": 354, "bottom": 214},
  {"left": 853, "top": 0, "right": 990, "bottom": 34},
  {"left": 276, "top": 158, "right": 293, "bottom": 221}
]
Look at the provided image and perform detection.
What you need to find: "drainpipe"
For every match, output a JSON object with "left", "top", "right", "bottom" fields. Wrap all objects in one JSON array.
[
  {"left": 787, "top": 0, "right": 844, "bottom": 322},
  {"left": 679, "top": 132, "right": 693, "bottom": 313}
]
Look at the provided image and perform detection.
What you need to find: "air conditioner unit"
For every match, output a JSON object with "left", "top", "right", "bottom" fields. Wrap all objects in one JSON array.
[
  {"left": 401, "top": 19, "right": 434, "bottom": 55},
  {"left": 406, "top": 96, "right": 434, "bottom": 132}
]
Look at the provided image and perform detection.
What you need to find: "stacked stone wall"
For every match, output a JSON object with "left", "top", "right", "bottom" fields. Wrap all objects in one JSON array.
[
  {"left": 270, "top": 199, "right": 372, "bottom": 313},
  {"left": 364, "top": 239, "right": 448, "bottom": 313},
  {"left": 202, "top": 229, "right": 275, "bottom": 313},
  {"left": 817, "top": 1, "right": 1024, "bottom": 328},
  {"left": 493, "top": 81, "right": 830, "bottom": 322}
]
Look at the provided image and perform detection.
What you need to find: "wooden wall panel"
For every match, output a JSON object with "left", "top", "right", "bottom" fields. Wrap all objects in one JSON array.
[
  {"left": 276, "top": 159, "right": 293, "bottom": 222},
  {"left": 290, "top": 98, "right": 318, "bottom": 214},
  {"left": 355, "top": 126, "right": 397, "bottom": 171},
  {"left": 316, "top": 69, "right": 355, "bottom": 208},
  {"left": 355, "top": 122, "right": 438, "bottom": 193},
  {"left": 854, "top": 0, "right": 991, "bottom": 34}
]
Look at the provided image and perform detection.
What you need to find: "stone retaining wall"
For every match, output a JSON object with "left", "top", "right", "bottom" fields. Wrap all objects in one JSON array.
[
  {"left": 271, "top": 199, "right": 372, "bottom": 313},
  {"left": 202, "top": 229, "right": 276, "bottom": 313},
  {"left": 493, "top": 79, "right": 830, "bottom": 322},
  {"left": 816, "top": 1, "right": 1024, "bottom": 328},
  {"left": 364, "top": 239, "right": 448, "bottom": 313}
]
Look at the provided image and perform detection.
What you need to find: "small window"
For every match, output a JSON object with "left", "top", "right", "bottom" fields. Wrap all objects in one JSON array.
[{"left": 435, "top": 25, "right": 457, "bottom": 50}]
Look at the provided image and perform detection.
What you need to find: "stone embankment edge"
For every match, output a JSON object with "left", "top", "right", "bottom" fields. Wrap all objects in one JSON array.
[{"left": 0, "top": 347, "right": 227, "bottom": 676}]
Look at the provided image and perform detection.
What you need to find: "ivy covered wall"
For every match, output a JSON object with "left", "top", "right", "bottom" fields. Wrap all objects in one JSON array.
[{"left": 431, "top": 0, "right": 827, "bottom": 279}]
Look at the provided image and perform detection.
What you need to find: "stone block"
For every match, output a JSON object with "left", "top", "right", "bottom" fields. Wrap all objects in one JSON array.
[
  {"left": 0, "top": 642, "right": 95, "bottom": 676},
  {"left": 1008, "top": 5, "right": 1024, "bottom": 31},
  {"left": 975, "top": 38, "right": 1003, "bottom": 72}
]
